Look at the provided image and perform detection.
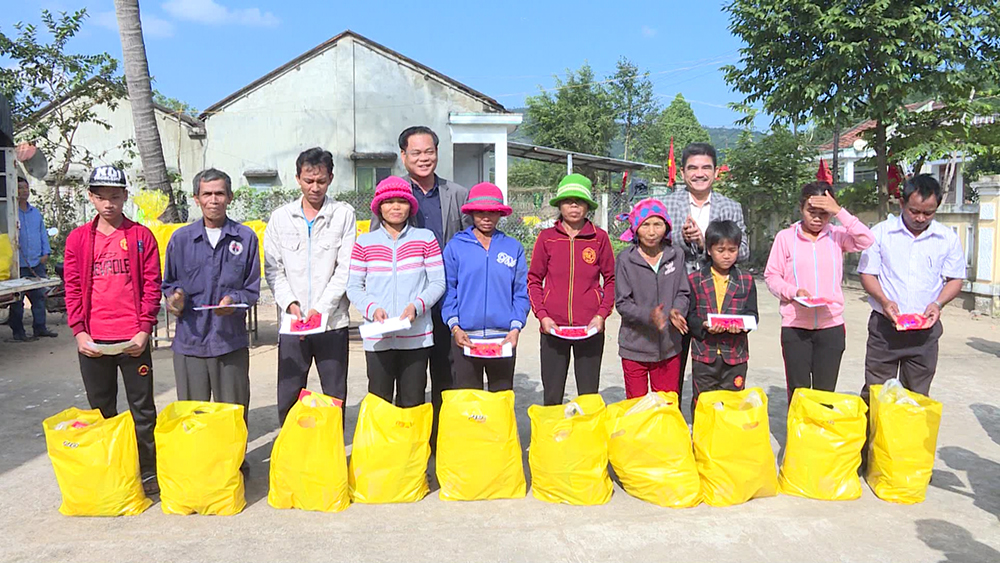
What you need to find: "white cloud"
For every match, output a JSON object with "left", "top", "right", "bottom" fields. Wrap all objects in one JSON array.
[
  {"left": 641, "top": 25, "right": 657, "bottom": 38},
  {"left": 161, "top": 0, "right": 280, "bottom": 27},
  {"left": 92, "top": 10, "right": 176, "bottom": 39}
]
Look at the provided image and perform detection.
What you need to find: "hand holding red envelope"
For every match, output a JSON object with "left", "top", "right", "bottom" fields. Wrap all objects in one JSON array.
[{"left": 895, "top": 313, "right": 933, "bottom": 331}]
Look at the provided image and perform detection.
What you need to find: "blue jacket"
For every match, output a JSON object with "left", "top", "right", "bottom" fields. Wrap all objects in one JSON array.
[
  {"left": 443, "top": 227, "right": 529, "bottom": 338},
  {"left": 162, "top": 218, "right": 261, "bottom": 357},
  {"left": 18, "top": 203, "right": 50, "bottom": 269}
]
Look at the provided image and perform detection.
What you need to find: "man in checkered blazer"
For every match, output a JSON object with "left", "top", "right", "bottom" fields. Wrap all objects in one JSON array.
[{"left": 660, "top": 143, "right": 749, "bottom": 411}]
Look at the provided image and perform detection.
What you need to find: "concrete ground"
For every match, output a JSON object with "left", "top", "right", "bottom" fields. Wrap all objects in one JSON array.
[{"left": 1, "top": 283, "right": 998, "bottom": 563}]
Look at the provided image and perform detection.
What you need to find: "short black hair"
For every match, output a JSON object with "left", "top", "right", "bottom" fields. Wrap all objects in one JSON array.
[
  {"left": 705, "top": 219, "right": 742, "bottom": 249},
  {"left": 902, "top": 173, "right": 942, "bottom": 206},
  {"left": 295, "top": 147, "right": 334, "bottom": 177},
  {"left": 399, "top": 126, "right": 439, "bottom": 151},
  {"left": 192, "top": 168, "right": 232, "bottom": 196},
  {"left": 681, "top": 142, "right": 717, "bottom": 168},
  {"left": 799, "top": 181, "right": 836, "bottom": 208},
  {"left": 16, "top": 176, "right": 29, "bottom": 187}
]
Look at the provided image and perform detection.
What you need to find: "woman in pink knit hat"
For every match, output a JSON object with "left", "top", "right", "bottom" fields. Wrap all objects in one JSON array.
[
  {"left": 614, "top": 198, "right": 691, "bottom": 399},
  {"left": 347, "top": 176, "right": 445, "bottom": 407},
  {"left": 441, "top": 182, "right": 530, "bottom": 391}
]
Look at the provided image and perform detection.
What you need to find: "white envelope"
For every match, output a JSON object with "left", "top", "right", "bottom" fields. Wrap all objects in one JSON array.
[
  {"left": 706, "top": 314, "right": 758, "bottom": 331},
  {"left": 358, "top": 317, "right": 412, "bottom": 339},
  {"left": 192, "top": 303, "right": 251, "bottom": 311},
  {"left": 279, "top": 313, "right": 329, "bottom": 336}
]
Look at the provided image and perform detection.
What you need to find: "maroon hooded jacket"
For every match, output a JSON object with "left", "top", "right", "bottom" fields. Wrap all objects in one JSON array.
[{"left": 528, "top": 219, "right": 615, "bottom": 327}]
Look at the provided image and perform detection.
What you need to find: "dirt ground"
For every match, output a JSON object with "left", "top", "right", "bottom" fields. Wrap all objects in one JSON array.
[{"left": 1, "top": 283, "right": 998, "bottom": 563}]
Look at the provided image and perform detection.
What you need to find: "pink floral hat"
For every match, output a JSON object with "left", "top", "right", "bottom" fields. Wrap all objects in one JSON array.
[{"left": 617, "top": 198, "right": 672, "bottom": 242}]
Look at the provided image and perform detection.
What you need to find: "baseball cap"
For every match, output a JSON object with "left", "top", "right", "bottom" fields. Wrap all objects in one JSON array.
[{"left": 87, "top": 165, "right": 127, "bottom": 189}]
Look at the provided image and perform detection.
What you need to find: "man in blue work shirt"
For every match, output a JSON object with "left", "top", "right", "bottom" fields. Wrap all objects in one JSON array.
[
  {"left": 162, "top": 168, "right": 260, "bottom": 432},
  {"left": 9, "top": 176, "right": 57, "bottom": 342}
]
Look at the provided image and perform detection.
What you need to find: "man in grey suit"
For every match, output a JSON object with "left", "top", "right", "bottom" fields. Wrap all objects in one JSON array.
[
  {"left": 661, "top": 142, "right": 749, "bottom": 411},
  {"left": 372, "top": 126, "right": 471, "bottom": 445}
]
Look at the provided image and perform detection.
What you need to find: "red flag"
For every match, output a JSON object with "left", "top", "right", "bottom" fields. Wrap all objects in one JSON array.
[
  {"left": 816, "top": 159, "right": 833, "bottom": 184},
  {"left": 621, "top": 170, "right": 629, "bottom": 194},
  {"left": 716, "top": 164, "right": 730, "bottom": 180},
  {"left": 667, "top": 137, "right": 676, "bottom": 187},
  {"left": 887, "top": 163, "right": 903, "bottom": 199}
]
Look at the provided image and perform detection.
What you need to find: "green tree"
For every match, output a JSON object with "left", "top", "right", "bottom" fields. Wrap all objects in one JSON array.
[
  {"left": 607, "top": 57, "right": 657, "bottom": 161},
  {"left": 153, "top": 90, "right": 198, "bottom": 116},
  {"left": 716, "top": 126, "right": 816, "bottom": 265},
  {"left": 644, "top": 94, "right": 711, "bottom": 183},
  {"left": 524, "top": 64, "right": 617, "bottom": 160},
  {"left": 723, "top": 0, "right": 1000, "bottom": 218},
  {"left": 0, "top": 9, "right": 126, "bottom": 260}
]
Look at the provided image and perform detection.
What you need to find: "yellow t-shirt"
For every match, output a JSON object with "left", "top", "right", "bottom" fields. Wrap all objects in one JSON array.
[{"left": 711, "top": 268, "right": 729, "bottom": 312}]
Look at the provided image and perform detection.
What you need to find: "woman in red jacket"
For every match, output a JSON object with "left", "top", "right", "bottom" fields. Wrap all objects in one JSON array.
[{"left": 527, "top": 174, "right": 615, "bottom": 405}]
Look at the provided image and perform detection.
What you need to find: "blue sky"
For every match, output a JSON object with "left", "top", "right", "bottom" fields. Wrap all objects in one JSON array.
[{"left": 5, "top": 0, "right": 756, "bottom": 128}]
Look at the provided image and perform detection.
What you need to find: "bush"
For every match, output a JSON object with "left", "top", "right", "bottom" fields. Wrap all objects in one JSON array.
[{"left": 229, "top": 186, "right": 300, "bottom": 222}]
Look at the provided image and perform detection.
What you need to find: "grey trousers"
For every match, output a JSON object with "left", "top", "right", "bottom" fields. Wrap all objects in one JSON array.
[
  {"left": 862, "top": 311, "right": 942, "bottom": 403},
  {"left": 173, "top": 347, "right": 251, "bottom": 425}
]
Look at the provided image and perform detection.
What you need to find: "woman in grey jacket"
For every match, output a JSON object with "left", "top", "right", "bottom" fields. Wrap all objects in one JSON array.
[
  {"left": 347, "top": 177, "right": 445, "bottom": 407},
  {"left": 614, "top": 198, "right": 691, "bottom": 399}
]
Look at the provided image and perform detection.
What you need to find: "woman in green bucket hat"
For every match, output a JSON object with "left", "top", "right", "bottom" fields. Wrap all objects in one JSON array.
[{"left": 527, "top": 173, "right": 616, "bottom": 405}]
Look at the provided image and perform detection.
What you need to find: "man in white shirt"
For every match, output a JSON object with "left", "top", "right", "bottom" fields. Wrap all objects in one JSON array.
[{"left": 857, "top": 174, "right": 966, "bottom": 401}]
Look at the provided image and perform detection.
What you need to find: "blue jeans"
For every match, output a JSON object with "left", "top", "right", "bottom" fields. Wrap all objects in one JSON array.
[{"left": 9, "top": 266, "right": 48, "bottom": 337}]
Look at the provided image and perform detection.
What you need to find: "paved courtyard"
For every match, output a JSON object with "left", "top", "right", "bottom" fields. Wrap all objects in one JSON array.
[{"left": 1, "top": 283, "right": 998, "bottom": 562}]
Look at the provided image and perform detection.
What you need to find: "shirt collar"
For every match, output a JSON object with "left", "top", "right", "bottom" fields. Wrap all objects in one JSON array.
[
  {"left": 410, "top": 175, "right": 440, "bottom": 197},
  {"left": 194, "top": 217, "right": 238, "bottom": 241},
  {"left": 887, "top": 214, "right": 946, "bottom": 239},
  {"left": 689, "top": 191, "right": 712, "bottom": 207}
]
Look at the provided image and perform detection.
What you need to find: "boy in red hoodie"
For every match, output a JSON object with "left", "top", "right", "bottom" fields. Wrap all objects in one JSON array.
[
  {"left": 64, "top": 166, "right": 162, "bottom": 495},
  {"left": 528, "top": 174, "right": 615, "bottom": 405}
]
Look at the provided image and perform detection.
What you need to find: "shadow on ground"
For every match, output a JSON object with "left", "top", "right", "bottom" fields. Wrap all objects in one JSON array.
[
  {"left": 970, "top": 403, "right": 1000, "bottom": 448},
  {"left": 966, "top": 337, "right": 1000, "bottom": 358},
  {"left": 916, "top": 519, "right": 1000, "bottom": 563},
  {"left": 931, "top": 446, "right": 1000, "bottom": 522}
]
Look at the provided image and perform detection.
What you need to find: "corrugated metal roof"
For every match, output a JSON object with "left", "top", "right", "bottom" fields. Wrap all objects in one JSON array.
[{"left": 508, "top": 141, "right": 660, "bottom": 172}]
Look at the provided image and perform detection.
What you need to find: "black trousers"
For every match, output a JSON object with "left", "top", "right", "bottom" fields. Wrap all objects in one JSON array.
[
  {"left": 539, "top": 333, "right": 604, "bottom": 405},
  {"left": 78, "top": 344, "right": 157, "bottom": 478},
  {"left": 780, "top": 325, "right": 846, "bottom": 402},
  {"left": 862, "top": 311, "right": 942, "bottom": 403},
  {"left": 277, "top": 328, "right": 348, "bottom": 425},
  {"left": 429, "top": 306, "right": 453, "bottom": 443},
  {"left": 451, "top": 340, "right": 516, "bottom": 392},
  {"left": 691, "top": 356, "right": 748, "bottom": 408},
  {"left": 365, "top": 347, "right": 431, "bottom": 408}
]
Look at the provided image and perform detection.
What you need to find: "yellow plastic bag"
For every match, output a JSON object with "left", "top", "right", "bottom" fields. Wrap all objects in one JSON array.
[
  {"left": 148, "top": 223, "right": 187, "bottom": 275},
  {"left": 43, "top": 408, "right": 151, "bottom": 516},
  {"left": 866, "top": 381, "right": 942, "bottom": 504},
  {"left": 528, "top": 394, "right": 612, "bottom": 505},
  {"left": 607, "top": 392, "right": 700, "bottom": 508},
  {"left": 778, "top": 389, "right": 867, "bottom": 501},
  {"left": 156, "top": 401, "right": 247, "bottom": 515},
  {"left": 436, "top": 389, "right": 526, "bottom": 501},
  {"left": 268, "top": 391, "right": 350, "bottom": 512},
  {"left": 694, "top": 388, "right": 778, "bottom": 506},
  {"left": 0, "top": 233, "right": 13, "bottom": 280},
  {"left": 349, "top": 393, "right": 432, "bottom": 504},
  {"left": 242, "top": 220, "right": 267, "bottom": 278}
]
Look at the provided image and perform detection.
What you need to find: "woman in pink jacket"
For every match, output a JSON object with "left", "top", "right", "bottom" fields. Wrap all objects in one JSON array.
[{"left": 764, "top": 182, "right": 874, "bottom": 400}]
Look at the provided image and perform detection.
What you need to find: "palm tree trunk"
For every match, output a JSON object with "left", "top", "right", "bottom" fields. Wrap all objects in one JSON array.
[{"left": 113, "top": 0, "right": 177, "bottom": 222}]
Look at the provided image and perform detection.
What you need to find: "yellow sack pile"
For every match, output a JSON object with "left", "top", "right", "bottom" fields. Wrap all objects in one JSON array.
[
  {"left": 607, "top": 392, "right": 700, "bottom": 508},
  {"left": 694, "top": 388, "right": 777, "bottom": 506},
  {"left": 156, "top": 401, "right": 247, "bottom": 515},
  {"left": 528, "top": 394, "right": 612, "bottom": 505},
  {"left": 349, "top": 393, "right": 432, "bottom": 504},
  {"left": 778, "top": 389, "right": 867, "bottom": 501},
  {"left": 436, "top": 389, "right": 526, "bottom": 501},
  {"left": 43, "top": 408, "right": 151, "bottom": 516},
  {"left": 269, "top": 390, "right": 350, "bottom": 512},
  {"left": 866, "top": 380, "right": 942, "bottom": 504}
]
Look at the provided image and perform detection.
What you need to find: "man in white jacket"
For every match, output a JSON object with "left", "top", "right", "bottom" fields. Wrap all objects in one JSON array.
[{"left": 264, "top": 147, "right": 357, "bottom": 424}]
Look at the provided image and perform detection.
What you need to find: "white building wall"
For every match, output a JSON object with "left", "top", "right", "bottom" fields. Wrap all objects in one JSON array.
[{"left": 203, "top": 36, "right": 495, "bottom": 195}]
